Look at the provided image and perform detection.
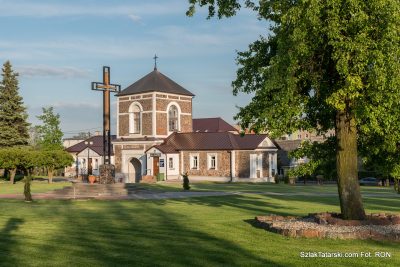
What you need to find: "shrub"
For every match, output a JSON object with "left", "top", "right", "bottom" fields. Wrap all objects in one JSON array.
[{"left": 182, "top": 172, "right": 190, "bottom": 190}]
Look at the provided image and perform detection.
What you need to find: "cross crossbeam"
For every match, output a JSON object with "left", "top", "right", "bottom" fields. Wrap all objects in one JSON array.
[{"left": 91, "top": 66, "right": 121, "bottom": 167}]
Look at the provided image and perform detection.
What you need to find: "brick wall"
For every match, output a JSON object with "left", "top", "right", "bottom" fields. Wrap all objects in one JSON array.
[{"left": 182, "top": 151, "right": 231, "bottom": 177}]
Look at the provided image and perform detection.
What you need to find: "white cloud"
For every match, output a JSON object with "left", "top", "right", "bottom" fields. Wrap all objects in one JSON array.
[
  {"left": 16, "top": 65, "right": 91, "bottom": 79},
  {"left": 128, "top": 14, "right": 143, "bottom": 24}
]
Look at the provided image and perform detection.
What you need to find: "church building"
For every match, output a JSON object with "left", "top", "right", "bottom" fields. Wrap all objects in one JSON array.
[{"left": 113, "top": 65, "right": 278, "bottom": 183}]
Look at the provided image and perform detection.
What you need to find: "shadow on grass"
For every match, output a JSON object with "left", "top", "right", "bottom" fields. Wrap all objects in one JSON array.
[
  {"left": 0, "top": 218, "right": 24, "bottom": 266},
  {"left": 24, "top": 200, "right": 285, "bottom": 267},
  {"left": 166, "top": 194, "right": 298, "bottom": 217}
]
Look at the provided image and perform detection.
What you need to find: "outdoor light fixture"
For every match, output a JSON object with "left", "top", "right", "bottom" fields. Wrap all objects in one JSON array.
[{"left": 84, "top": 140, "right": 94, "bottom": 182}]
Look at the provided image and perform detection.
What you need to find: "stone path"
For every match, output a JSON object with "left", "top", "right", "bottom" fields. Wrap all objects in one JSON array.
[
  {"left": 0, "top": 190, "right": 398, "bottom": 200},
  {"left": 0, "top": 191, "right": 236, "bottom": 200}
]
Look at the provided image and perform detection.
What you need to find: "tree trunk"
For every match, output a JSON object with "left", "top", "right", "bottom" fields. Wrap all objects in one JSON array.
[
  {"left": 48, "top": 169, "right": 54, "bottom": 184},
  {"left": 395, "top": 179, "right": 400, "bottom": 194},
  {"left": 336, "top": 110, "right": 366, "bottom": 220},
  {"left": 9, "top": 168, "right": 16, "bottom": 184},
  {"left": 24, "top": 169, "right": 33, "bottom": 202}
]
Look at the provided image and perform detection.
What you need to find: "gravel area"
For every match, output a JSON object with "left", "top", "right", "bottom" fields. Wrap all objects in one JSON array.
[
  {"left": 256, "top": 214, "right": 400, "bottom": 241},
  {"left": 272, "top": 217, "right": 400, "bottom": 236}
]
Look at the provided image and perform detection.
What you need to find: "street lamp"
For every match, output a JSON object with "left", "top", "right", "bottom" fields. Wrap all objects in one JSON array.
[{"left": 84, "top": 140, "right": 93, "bottom": 183}]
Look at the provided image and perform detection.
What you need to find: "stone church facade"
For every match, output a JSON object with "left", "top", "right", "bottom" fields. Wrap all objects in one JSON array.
[{"left": 113, "top": 67, "right": 278, "bottom": 183}]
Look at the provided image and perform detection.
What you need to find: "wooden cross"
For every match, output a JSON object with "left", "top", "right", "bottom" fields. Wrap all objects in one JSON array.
[{"left": 91, "top": 66, "right": 121, "bottom": 165}]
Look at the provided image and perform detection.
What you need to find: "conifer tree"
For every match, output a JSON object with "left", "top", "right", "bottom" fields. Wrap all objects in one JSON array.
[{"left": 0, "top": 61, "right": 30, "bottom": 147}]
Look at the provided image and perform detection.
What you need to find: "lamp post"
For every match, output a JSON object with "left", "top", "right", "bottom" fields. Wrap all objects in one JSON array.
[{"left": 84, "top": 140, "right": 93, "bottom": 183}]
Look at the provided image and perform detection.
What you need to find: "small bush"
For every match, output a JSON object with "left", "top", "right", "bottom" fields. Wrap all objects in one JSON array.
[{"left": 182, "top": 172, "right": 190, "bottom": 190}]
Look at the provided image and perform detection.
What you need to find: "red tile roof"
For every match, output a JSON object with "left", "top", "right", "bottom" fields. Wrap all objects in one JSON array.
[
  {"left": 147, "top": 132, "right": 276, "bottom": 153},
  {"left": 192, "top": 117, "right": 238, "bottom": 133},
  {"left": 66, "top": 135, "right": 116, "bottom": 156}
]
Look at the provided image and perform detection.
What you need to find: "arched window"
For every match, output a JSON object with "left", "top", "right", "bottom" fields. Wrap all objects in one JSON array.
[
  {"left": 168, "top": 105, "right": 179, "bottom": 132},
  {"left": 129, "top": 104, "right": 141, "bottom": 134}
]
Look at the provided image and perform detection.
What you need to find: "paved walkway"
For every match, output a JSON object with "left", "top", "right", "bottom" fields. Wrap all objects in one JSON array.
[{"left": 0, "top": 190, "right": 398, "bottom": 200}]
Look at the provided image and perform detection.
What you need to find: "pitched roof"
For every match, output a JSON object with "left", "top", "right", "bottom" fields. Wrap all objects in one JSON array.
[
  {"left": 147, "top": 132, "right": 276, "bottom": 153},
  {"left": 66, "top": 135, "right": 116, "bottom": 156},
  {"left": 117, "top": 69, "right": 195, "bottom": 97},
  {"left": 192, "top": 117, "right": 238, "bottom": 133}
]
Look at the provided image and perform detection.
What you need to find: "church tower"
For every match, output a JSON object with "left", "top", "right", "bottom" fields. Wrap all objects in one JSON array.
[
  {"left": 113, "top": 64, "right": 195, "bottom": 183},
  {"left": 116, "top": 68, "right": 194, "bottom": 138}
]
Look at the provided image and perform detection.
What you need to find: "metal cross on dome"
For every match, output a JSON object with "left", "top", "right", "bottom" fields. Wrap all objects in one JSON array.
[
  {"left": 153, "top": 54, "right": 158, "bottom": 70},
  {"left": 91, "top": 66, "right": 121, "bottom": 165}
]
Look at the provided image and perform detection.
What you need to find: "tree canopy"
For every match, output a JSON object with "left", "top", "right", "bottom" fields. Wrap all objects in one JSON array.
[
  {"left": 0, "top": 61, "right": 30, "bottom": 147},
  {"left": 36, "top": 107, "right": 64, "bottom": 150},
  {"left": 188, "top": 0, "right": 400, "bottom": 219},
  {"left": 38, "top": 150, "right": 73, "bottom": 183},
  {"left": 0, "top": 147, "right": 25, "bottom": 184}
]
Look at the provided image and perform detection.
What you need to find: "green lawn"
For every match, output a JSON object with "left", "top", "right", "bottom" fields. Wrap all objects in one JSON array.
[
  {"left": 155, "top": 181, "right": 398, "bottom": 196},
  {"left": 0, "top": 180, "right": 70, "bottom": 194},
  {"left": 0, "top": 184, "right": 399, "bottom": 266}
]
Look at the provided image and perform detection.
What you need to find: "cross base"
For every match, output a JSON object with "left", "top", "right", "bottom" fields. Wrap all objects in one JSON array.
[{"left": 99, "top": 164, "right": 115, "bottom": 184}]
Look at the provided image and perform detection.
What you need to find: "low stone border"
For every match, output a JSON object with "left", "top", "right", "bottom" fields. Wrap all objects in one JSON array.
[{"left": 255, "top": 213, "right": 400, "bottom": 241}]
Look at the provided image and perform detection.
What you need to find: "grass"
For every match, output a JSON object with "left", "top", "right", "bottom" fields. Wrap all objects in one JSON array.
[
  {"left": 0, "top": 183, "right": 399, "bottom": 266},
  {"left": 153, "top": 181, "right": 398, "bottom": 196},
  {"left": 0, "top": 180, "right": 70, "bottom": 194}
]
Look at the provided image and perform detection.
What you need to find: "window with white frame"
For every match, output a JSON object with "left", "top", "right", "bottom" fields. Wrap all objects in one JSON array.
[
  {"left": 168, "top": 105, "right": 179, "bottom": 132},
  {"left": 129, "top": 104, "right": 141, "bottom": 134},
  {"left": 207, "top": 154, "right": 217, "bottom": 170},
  {"left": 168, "top": 157, "right": 174, "bottom": 169},
  {"left": 190, "top": 154, "right": 199, "bottom": 170},
  {"left": 94, "top": 159, "right": 98, "bottom": 169}
]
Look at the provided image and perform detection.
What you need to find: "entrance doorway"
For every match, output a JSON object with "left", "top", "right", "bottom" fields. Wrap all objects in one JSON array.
[
  {"left": 153, "top": 156, "right": 160, "bottom": 177},
  {"left": 128, "top": 158, "right": 142, "bottom": 183},
  {"left": 250, "top": 154, "right": 262, "bottom": 178}
]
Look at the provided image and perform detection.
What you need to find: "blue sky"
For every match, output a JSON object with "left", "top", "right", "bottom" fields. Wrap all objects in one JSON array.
[{"left": 0, "top": 0, "right": 268, "bottom": 137}]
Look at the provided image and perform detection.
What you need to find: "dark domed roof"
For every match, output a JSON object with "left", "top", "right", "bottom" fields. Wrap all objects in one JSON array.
[{"left": 117, "top": 69, "right": 194, "bottom": 97}]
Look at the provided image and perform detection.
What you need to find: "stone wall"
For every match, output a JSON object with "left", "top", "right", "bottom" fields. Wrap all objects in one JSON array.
[
  {"left": 156, "top": 113, "right": 167, "bottom": 135},
  {"left": 114, "top": 145, "right": 122, "bottom": 172},
  {"left": 235, "top": 151, "right": 270, "bottom": 178},
  {"left": 119, "top": 114, "right": 129, "bottom": 136},
  {"left": 119, "top": 98, "right": 153, "bottom": 113},
  {"left": 180, "top": 114, "right": 192, "bottom": 133},
  {"left": 142, "top": 113, "right": 152, "bottom": 136},
  {"left": 156, "top": 99, "right": 192, "bottom": 113},
  {"left": 182, "top": 151, "right": 231, "bottom": 177},
  {"left": 236, "top": 151, "right": 250, "bottom": 178}
]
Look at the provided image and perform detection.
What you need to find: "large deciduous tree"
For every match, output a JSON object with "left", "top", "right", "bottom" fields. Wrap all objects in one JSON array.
[
  {"left": 288, "top": 138, "right": 337, "bottom": 181},
  {"left": 38, "top": 150, "right": 73, "bottom": 183},
  {"left": 0, "top": 147, "right": 24, "bottom": 184},
  {"left": 0, "top": 61, "right": 30, "bottom": 147},
  {"left": 36, "top": 107, "right": 64, "bottom": 151},
  {"left": 188, "top": 0, "right": 400, "bottom": 219}
]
